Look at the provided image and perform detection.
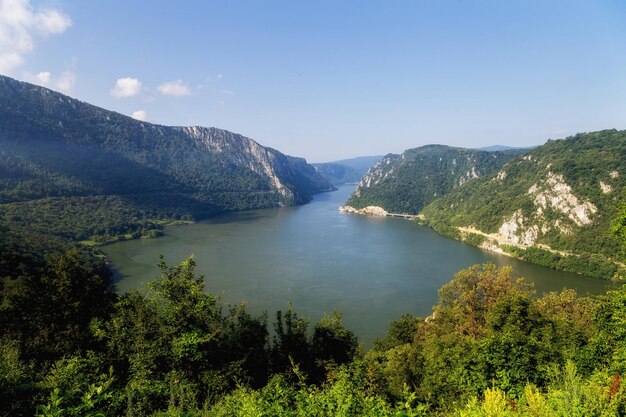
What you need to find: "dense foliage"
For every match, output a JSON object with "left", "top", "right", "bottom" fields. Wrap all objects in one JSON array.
[
  {"left": 422, "top": 130, "right": 626, "bottom": 278},
  {"left": 3, "top": 253, "right": 626, "bottom": 416},
  {"left": 0, "top": 75, "right": 331, "bottom": 246},
  {"left": 3, "top": 75, "right": 626, "bottom": 416},
  {"left": 346, "top": 145, "right": 522, "bottom": 214}
]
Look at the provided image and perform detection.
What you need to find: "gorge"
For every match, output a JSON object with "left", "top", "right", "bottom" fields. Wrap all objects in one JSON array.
[{"left": 104, "top": 184, "right": 610, "bottom": 346}]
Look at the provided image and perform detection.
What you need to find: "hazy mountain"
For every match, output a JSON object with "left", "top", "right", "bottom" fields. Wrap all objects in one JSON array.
[{"left": 312, "top": 155, "right": 382, "bottom": 185}]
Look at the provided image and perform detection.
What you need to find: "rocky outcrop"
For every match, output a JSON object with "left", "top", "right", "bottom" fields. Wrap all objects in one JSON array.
[
  {"left": 340, "top": 205, "right": 388, "bottom": 216},
  {"left": 528, "top": 172, "right": 597, "bottom": 226},
  {"left": 177, "top": 126, "right": 333, "bottom": 203}
]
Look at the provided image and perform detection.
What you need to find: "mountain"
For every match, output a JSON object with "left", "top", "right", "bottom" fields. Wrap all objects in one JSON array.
[
  {"left": 331, "top": 155, "right": 384, "bottom": 171},
  {"left": 344, "top": 145, "right": 524, "bottom": 214},
  {"left": 478, "top": 145, "right": 537, "bottom": 151},
  {"left": 312, "top": 155, "right": 382, "bottom": 185},
  {"left": 422, "top": 130, "right": 626, "bottom": 279},
  {"left": 0, "top": 75, "right": 332, "bottom": 245}
]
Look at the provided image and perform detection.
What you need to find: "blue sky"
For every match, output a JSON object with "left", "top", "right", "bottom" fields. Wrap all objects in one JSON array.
[{"left": 2, "top": 0, "right": 626, "bottom": 162}]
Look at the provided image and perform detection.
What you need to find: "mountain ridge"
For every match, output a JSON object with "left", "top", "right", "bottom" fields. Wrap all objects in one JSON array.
[
  {"left": 344, "top": 144, "right": 525, "bottom": 214},
  {"left": 312, "top": 155, "right": 382, "bottom": 185},
  {"left": 422, "top": 130, "right": 626, "bottom": 279},
  {"left": 0, "top": 75, "right": 332, "bottom": 245}
]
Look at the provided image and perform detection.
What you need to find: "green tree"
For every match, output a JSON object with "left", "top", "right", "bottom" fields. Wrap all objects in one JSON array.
[
  {"left": 311, "top": 311, "right": 359, "bottom": 383},
  {"left": 270, "top": 304, "right": 312, "bottom": 380}
]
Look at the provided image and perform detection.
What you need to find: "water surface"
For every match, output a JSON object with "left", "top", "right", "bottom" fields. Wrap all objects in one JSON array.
[{"left": 104, "top": 185, "right": 610, "bottom": 346}]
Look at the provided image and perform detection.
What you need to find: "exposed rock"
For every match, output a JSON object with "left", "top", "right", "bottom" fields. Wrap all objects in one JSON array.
[
  {"left": 339, "top": 205, "right": 388, "bottom": 216},
  {"left": 181, "top": 126, "right": 290, "bottom": 197},
  {"left": 528, "top": 172, "right": 597, "bottom": 226},
  {"left": 600, "top": 181, "right": 613, "bottom": 194},
  {"left": 498, "top": 210, "right": 539, "bottom": 245}
]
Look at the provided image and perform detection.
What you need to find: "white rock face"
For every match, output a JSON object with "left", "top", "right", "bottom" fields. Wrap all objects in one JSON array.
[
  {"left": 600, "top": 181, "right": 613, "bottom": 194},
  {"left": 180, "top": 126, "right": 291, "bottom": 197},
  {"left": 610, "top": 171, "right": 619, "bottom": 179},
  {"left": 497, "top": 210, "right": 540, "bottom": 245},
  {"left": 339, "top": 205, "right": 388, "bottom": 216},
  {"left": 352, "top": 156, "right": 397, "bottom": 197},
  {"left": 528, "top": 172, "right": 597, "bottom": 226},
  {"left": 498, "top": 210, "right": 522, "bottom": 243}
]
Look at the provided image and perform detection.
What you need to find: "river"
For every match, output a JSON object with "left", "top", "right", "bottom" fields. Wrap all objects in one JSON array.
[{"left": 103, "top": 185, "right": 610, "bottom": 346}]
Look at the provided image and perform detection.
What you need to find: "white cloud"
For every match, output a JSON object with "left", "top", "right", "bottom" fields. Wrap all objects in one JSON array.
[
  {"left": 0, "top": 0, "right": 72, "bottom": 74},
  {"left": 131, "top": 110, "right": 148, "bottom": 121},
  {"left": 55, "top": 71, "right": 74, "bottom": 93},
  {"left": 111, "top": 77, "right": 143, "bottom": 98},
  {"left": 23, "top": 69, "right": 75, "bottom": 93},
  {"left": 157, "top": 79, "right": 191, "bottom": 97},
  {"left": 33, "top": 70, "right": 50, "bottom": 85},
  {"left": 222, "top": 89, "right": 235, "bottom": 96}
]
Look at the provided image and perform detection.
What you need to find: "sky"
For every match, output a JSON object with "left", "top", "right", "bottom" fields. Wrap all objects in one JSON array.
[{"left": 2, "top": 0, "right": 626, "bottom": 162}]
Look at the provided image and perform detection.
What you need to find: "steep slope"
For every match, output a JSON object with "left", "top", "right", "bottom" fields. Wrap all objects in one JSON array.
[
  {"left": 344, "top": 145, "right": 523, "bottom": 214},
  {"left": 312, "top": 155, "right": 382, "bottom": 185},
  {"left": 422, "top": 130, "right": 626, "bottom": 279},
  {"left": 0, "top": 75, "right": 332, "bottom": 244}
]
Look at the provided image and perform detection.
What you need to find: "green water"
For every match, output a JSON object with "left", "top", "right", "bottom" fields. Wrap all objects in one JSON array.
[{"left": 104, "top": 185, "right": 611, "bottom": 346}]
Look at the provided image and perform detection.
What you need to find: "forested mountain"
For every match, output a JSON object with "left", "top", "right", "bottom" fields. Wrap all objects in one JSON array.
[
  {"left": 422, "top": 130, "right": 626, "bottom": 279},
  {"left": 345, "top": 145, "right": 523, "bottom": 214},
  {"left": 0, "top": 75, "right": 332, "bottom": 245},
  {"left": 312, "top": 155, "right": 382, "bottom": 185}
]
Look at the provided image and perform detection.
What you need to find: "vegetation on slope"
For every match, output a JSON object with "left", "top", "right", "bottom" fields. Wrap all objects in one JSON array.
[
  {"left": 422, "top": 130, "right": 626, "bottom": 279},
  {"left": 346, "top": 145, "right": 523, "bottom": 214},
  {"left": 0, "top": 75, "right": 331, "bottom": 246}
]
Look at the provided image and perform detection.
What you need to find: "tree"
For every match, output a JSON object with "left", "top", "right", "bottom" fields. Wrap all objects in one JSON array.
[
  {"left": 270, "top": 304, "right": 312, "bottom": 380},
  {"left": 1, "top": 249, "right": 114, "bottom": 364},
  {"left": 311, "top": 311, "right": 359, "bottom": 383}
]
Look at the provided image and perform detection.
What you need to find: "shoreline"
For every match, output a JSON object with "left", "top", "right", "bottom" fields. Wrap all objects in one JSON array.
[{"left": 339, "top": 205, "right": 624, "bottom": 281}]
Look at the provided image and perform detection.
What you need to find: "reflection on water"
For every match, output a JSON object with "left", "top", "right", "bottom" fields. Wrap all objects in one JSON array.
[{"left": 104, "top": 185, "right": 611, "bottom": 346}]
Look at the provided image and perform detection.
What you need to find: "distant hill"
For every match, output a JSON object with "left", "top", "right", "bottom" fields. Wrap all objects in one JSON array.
[
  {"left": 312, "top": 155, "right": 382, "bottom": 185},
  {"left": 331, "top": 155, "right": 383, "bottom": 171},
  {"left": 0, "top": 75, "right": 332, "bottom": 245},
  {"left": 478, "top": 145, "right": 537, "bottom": 151},
  {"left": 344, "top": 145, "right": 524, "bottom": 214},
  {"left": 423, "top": 130, "right": 626, "bottom": 279}
]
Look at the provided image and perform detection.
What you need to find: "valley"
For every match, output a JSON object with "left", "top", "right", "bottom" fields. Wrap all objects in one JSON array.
[{"left": 104, "top": 185, "right": 609, "bottom": 347}]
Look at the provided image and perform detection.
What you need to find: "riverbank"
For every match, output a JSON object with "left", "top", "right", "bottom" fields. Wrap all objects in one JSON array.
[{"left": 339, "top": 205, "right": 624, "bottom": 281}]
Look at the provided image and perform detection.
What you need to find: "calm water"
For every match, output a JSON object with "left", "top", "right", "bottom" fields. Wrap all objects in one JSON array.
[{"left": 104, "top": 185, "right": 610, "bottom": 346}]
